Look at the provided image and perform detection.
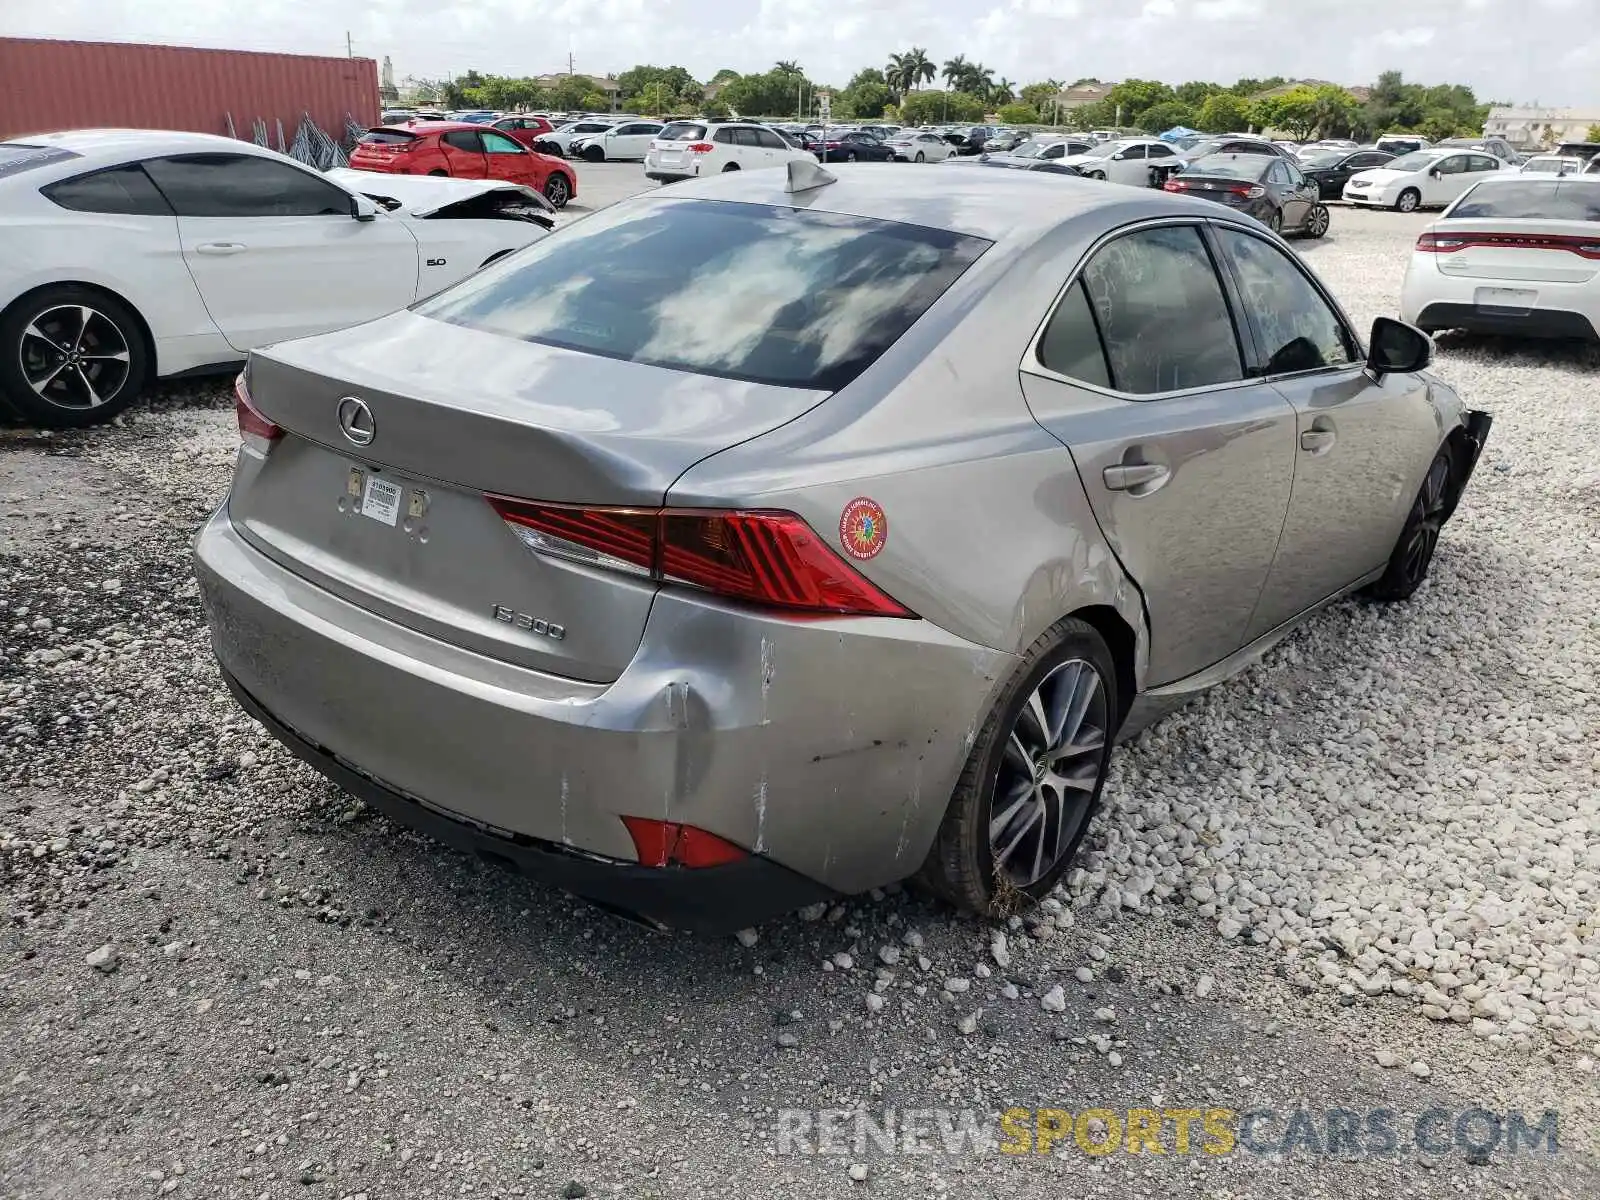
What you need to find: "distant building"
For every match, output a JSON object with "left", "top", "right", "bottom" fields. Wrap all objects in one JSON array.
[
  {"left": 379, "top": 56, "right": 398, "bottom": 106},
  {"left": 1056, "top": 81, "right": 1112, "bottom": 109},
  {"left": 1484, "top": 106, "right": 1600, "bottom": 148},
  {"left": 536, "top": 73, "right": 622, "bottom": 100}
]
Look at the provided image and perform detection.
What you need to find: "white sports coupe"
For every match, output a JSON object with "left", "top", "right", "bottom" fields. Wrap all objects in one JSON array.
[{"left": 0, "top": 130, "right": 552, "bottom": 427}]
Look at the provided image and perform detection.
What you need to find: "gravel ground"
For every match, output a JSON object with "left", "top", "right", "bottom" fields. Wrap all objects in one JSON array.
[{"left": 2, "top": 194, "right": 1598, "bottom": 1199}]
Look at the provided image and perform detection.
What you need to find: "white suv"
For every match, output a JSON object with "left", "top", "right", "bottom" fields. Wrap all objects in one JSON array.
[
  {"left": 570, "top": 120, "right": 666, "bottom": 162},
  {"left": 645, "top": 120, "right": 814, "bottom": 182}
]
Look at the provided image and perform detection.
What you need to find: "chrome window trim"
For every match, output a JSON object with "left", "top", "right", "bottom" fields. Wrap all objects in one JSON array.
[{"left": 1020, "top": 215, "right": 1258, "bottom": 403}]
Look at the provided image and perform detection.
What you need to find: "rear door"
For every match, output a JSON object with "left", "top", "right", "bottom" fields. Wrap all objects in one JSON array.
[
  {"left": 752, "top": 127, "right": 788, "bottom": 166},
  {"left": 1110, "top": 143, "right": 1147, "bottom": 186},
  {"left": 1020, "top": 220, "right": 1298, "bottom": 686},
  {"left": 1211, "top": 222, "right": 1439, "bottom": 637},
  {"left": 143, "top": 153, "right": 419, "bottom": 351},
  {"left": 440, "top": 130, "right": 488, "bottom": 178}
]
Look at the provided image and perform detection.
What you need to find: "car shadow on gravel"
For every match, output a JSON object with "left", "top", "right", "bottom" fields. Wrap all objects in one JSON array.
[{"left": 1431, "top": 332, "right": 1600, "bottom": 371}]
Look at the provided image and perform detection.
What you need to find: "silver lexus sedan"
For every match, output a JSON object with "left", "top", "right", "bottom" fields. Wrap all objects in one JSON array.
[{"left": 195, "top": 162, "right": 1491, "bottom": 931}]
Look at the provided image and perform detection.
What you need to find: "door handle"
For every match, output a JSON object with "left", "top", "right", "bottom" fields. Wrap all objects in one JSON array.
[
  {"left": 1300, "top": 427, "right": 1336, "bottom": 453},
  {"left": 196, "top": 242, "right": 247, "bottom": 255},
  {"left": 1102, "top": 463, "right": 1170, "bottom": 492}
]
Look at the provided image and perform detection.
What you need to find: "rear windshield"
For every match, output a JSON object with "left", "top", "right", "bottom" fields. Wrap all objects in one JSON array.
[
  {"left": 1181, "top": 155, "right": 1272, "bottom": 178},
  {"left": 0, "top": 143, "right": 81, "bottom": 179},
  {"left": 1449, "top": 180, "right": 1600, "bottom": 221},
  {"left": 659, "top": 123, "right": 707, "bottom": 141},
  {"left": 361, "top": 130, "right": 418, "bottom": 144},
  {"left": 417, "top": 197, "right": 989, "bottom": 391}
]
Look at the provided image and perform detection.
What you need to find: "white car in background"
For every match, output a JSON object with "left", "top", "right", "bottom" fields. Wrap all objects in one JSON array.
[
  {"left": 1520, "top": 155, "right": 1585, "bottom": 176},
  {"left": 644, "top": 120, "right": 813, "bottom": 181},
  {"left": 1399, "top": 174, "right": 1600, "bottom": 342},
  {"left": 0, "top": 130, "right": 549, "bottom": 428},
  {"left": 884, "top": 131, "right": 955, "bottom": 162},
  {"left": 536, "top": 119, "right": 618, "bottom": 157},
  {"left": 1058, "top": 137, "right": 1180, "bottom": 186},
  {"left": 1343, "top": 148, "right": 1511, "bottom": 212},
  {"left": 569, "top": 120, "right": 666, "bottom": 162}
]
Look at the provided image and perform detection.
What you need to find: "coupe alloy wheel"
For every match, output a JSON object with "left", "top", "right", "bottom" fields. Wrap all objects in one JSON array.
[
  {"left": 988, "top": 658, "right": 1108, "bottom": 888},
  {"left": 19, "top": 304, "right": 132, "bottom": 410}
]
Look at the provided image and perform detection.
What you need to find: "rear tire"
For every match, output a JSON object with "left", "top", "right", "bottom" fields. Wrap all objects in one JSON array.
[
  {"left": 1363, "top": 447, "right": 1455, "bottom": 602},
  {"left": 914, "top": 152, "right": 925, "bottom": 163},
  {"left": 1395, "top": 188, "right": 1420, "bottom": 213},
  {"left": 0, "top": 284, "right": 150, "bottom": 429},
  {"left": 1267, "top": 209, "right": 1284, "bottom": 234},
  {"left": 845, "top": 151, "right": 858, "bottom": 162},
  {"left": 915, "top": 617, "right": 1118, "bottom": 915}
]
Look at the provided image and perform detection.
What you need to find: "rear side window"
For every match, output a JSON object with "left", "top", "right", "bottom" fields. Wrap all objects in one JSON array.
[
  {"left": 0, "top": 144, "right": 81, "bottom": 178},
  {"left": 1449, "top": 181, "right": 1600, "bottom": 221},
  {"left": 1078, "top": 225, "right": 1242, "bottom": 395},
  {"left": 755, "top": 130, "right": 786, "bottom": 150},
  {"left": 443, "top": 131, "right": 482, "bottom": 152},
  {"left": 659, "top": 123, "right": 707, "bottom": 141},
  {"left": 1037, "top": 280, "right": 1111, "bottom": 388},
  {"left": 713, "top": 128, "right": 738, "bottom": 144},
  {"left": 142, "top": 154, "right": 351, "bottom": 218},
  {"left": 418, "top": 197, "right": 990, "bottom": 391},
  {"left": 43, "top": 164, "right": 173, "bottom": 216},
  {"left": 361, "top": 130, "right": 417, "bottom": 145}
]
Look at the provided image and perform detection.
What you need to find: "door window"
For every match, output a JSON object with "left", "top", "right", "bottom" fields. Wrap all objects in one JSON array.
[
  {"left": 1435, "top": 155, "right": 1467, "bottom": 174},
  {"left": 1469, "top": 154, "right": 1501, "bottom": 172},
  {"left": 755, "top": 130, "right": 787, "bottom": 150},
  {"left": 713, "top": 128, "right": 738, "bottom": 144},
  {"left": 442, "top": 130, "right": 483, "bottom": 152},
  {"left": 1267, "top": 160, "right": 1291, "bottom": 185},
  {"left": 1073, "top": 225, "right": 1243, "bottom": 395},
  {"left": 1283, "top": 160, "right": 1307, "bottom": 185},
  {"left": 1350, "top": 153, "right": 1389, "bottom": 168},
  {"left": 1216, "top": 227, "right": 1355, "bottom": 375},
  {"left": 1146, "top": 143, "right": 1175, "bottom": 159},
  {"left": 142, "top": 154, "right": 350, "bottom": 217},
  {"left": 1120, "top": 144, "right": 1147, "bottom": 160},
  {"left": 1041, "top": 143, "right": 1064, "bottom": 159},
  {"left": 732, "top": 128, "right": 763, "bottom": 147},
  {"left": 43, "top": 163, "right": 174, "bottom": 216},
  {"left": 481, "top": 131, "right": 525, "bottom": 155}
]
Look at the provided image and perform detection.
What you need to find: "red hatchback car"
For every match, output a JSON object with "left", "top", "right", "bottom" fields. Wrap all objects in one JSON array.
[
  {"left": 491, "top": 115, "right": 555, "bottom": 147},
  {"left": 350, "top": 122, "right": 577, "bottom": 208}
]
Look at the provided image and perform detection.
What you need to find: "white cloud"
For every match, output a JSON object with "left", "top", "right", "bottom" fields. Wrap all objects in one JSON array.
[{"left": 3, "top": 0, "right": 1588, "bottom": 105}]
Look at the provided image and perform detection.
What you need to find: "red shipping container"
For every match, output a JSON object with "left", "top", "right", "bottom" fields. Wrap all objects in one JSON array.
[{"left": 0, "top": 37, "right": 379, "bottom": 142}]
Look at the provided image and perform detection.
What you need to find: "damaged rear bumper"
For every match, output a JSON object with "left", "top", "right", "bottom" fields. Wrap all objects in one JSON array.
[{"left": 193, "top": 505, "right": 1011, "bottom": 916}]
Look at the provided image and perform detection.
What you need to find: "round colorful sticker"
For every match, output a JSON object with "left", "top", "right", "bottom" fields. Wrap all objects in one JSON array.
[{"left": 839, "top": 497, "right": 888, "bottom": 560}]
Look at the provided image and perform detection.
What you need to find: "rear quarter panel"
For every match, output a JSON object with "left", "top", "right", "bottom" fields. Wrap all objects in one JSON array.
[{"left": 667, "top": 218, "right": 1148, "bottom": 677}]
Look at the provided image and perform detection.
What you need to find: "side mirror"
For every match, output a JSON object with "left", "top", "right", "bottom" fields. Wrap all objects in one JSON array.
[
  {"left": 351, "top": 193, "right": 379, "bottom": 222},
  {"left": 1427, "top": 167, "right": 1442, "bottom": 178},
  {"left": 1366, "top": 316, "right": 1432, "bottom": 377}
]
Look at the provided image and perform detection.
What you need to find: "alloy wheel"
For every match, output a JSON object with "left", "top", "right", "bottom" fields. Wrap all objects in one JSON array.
[
  {"left": 1397, "top": 189, "right": 1420, "bottom": 213},
  {"left": 988, "top": 658, "right": 1108, "bottom": 888},
  {"left": 1402, "top": 455, "right": 1450, "bottom": 587},
  {"left": 18, "top": 304, "right": 131, "bottom": 411},
  {"left": 545, "top": 175, "right": 569, "bottom": 207},
  {"left": 1307, "top": 205, "right": 1330, "bottom": 236}
]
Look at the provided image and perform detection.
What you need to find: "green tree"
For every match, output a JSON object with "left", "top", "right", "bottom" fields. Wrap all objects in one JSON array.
[
  {"left": 547, "top": 75, "right": 596, "bottom": 111},
  {"left": 1106, "top": 79, "right": 1176, "bottom": 126},
  {"left": 1175, "top": 80, "right": 1223, "bottom": 106},
  {"left": 1588, "top": 123, "right": 1600, "bottom": 141},
  {"left": 886, "top": 48, "right": 935, "bottom": 93},
  {"left": 899, "top": 90, "right": 985, "bottom": 125},
  {"left": 720, "top": 67, "right": 814, "bottom": 118},
  {"left": 998, "top": 102, "right": 1039, "bottom": 125},
  {"left": 1256, "top": 86, "right": 1320, "bottom": 139},
  {"left": 991, "top": 77, "right": 1016, "bottom": 105},
  {"left": 840, "top": 68, "right": 895, "bottom": 121},
  {"left": 1138, "top": 101, "right": 1196, "bottom": 133},
  {"left": 1195, "top": 91, "right": 1255, "bottom": 133},
  {"left": 942, "top": 55, "right": 970, "bottom": 91},
  {"left": 1020, "top": 82, "right": 1057, "bottom": 112}
]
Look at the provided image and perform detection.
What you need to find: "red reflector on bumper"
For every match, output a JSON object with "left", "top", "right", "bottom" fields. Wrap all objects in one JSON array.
[{"left": 621, "top": 817, "right": 749, "bottom": 868}]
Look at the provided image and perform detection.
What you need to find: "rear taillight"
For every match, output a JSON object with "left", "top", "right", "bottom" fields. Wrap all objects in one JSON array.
[
  {"left": 487, "top": 497, "right": 914, "bottom": 618},
  {"left": 1225, "top": 184, "right": 1266, "bottom": 198},
  {"left": 687, "top": 142, "right": 715, "bottom": 153},
  {"left": 1163, "top": 180, "right": 1188, "bottom": 191},
  {"left": 1418, "top": 230, "right": 1600, "bottom": 258},
  {"left": 233, "top": 372, "right": 281, "bottom": 451}
]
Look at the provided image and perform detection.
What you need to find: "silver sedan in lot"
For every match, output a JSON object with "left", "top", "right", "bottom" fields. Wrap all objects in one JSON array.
[{"left": 195, "top": 163, "right": 1491, "bottom": 931}]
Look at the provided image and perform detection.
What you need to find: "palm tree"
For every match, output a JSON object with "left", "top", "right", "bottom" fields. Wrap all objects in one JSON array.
[
  {"left": 970, "top": 64, "right": 996, "bottom": 99},
  {"left": 907, "top": 47, "right": 935, "bottom": 91},
  {"left": 991, "top": 77, "right": 1016, "bottom": 105},
  {"left": 884, "top": 53, "right": 909, "bottom": 94},
  {"left": 774, "top": 60, "right": 800, "bottom": 76},
  {"left": 942, "top": 55, "right": 969, "bottom": 91}
]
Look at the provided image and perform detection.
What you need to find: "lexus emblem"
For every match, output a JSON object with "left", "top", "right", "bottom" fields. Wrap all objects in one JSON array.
[{"left": 337, "top": 396, "right": 375, "bottom": 446}]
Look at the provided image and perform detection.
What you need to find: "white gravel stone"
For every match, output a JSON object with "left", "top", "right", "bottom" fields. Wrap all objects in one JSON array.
[
  {"left": 1040, "top": 985, "right": 1066, "bottom": 1013},
  {"left": 1194, "top": 975, "right": 1215, "bottom": 1000},
  {"left": 1409, "top": 1061, "right": 1432, "bottom": 1079},
  {"left": 848, "top": 1164, "right": 869, "bottom": 1182},
  {"left": 734, "top": 928, "right": 759, "bottom": 948}
]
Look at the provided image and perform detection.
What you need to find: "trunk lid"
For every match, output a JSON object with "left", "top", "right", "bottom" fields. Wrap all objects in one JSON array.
[
  {"left": 1425, "top": 218, "right": 1600, "bottom": 284},
  {"left": 232, "top": 310, "right": 827, "bottom": 682}
]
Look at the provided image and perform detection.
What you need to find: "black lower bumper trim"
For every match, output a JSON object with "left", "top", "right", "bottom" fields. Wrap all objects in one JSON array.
[
  {"left": 221, "top": 670, "right": 835, "bottom": 933},
  {"left": 1414, "top": 303, "right": 1598, "bottom": 341}
]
